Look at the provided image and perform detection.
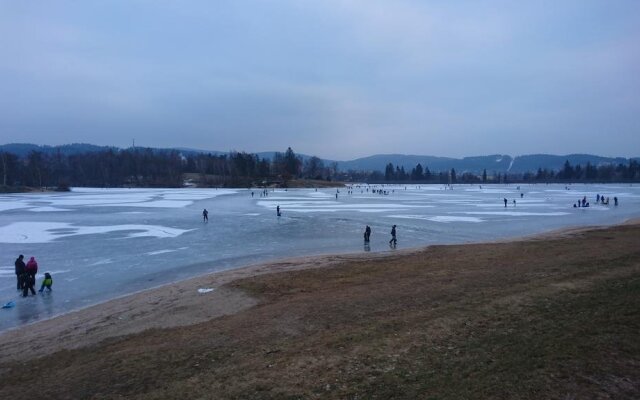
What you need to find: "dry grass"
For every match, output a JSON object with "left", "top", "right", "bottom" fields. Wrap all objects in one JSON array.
[{"left": 1, "top": 224, "right": 639, "bottom": 399}]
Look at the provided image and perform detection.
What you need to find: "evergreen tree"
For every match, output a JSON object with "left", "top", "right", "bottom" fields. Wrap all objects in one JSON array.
[
  {"left": 385, "top": 163, "right": 395, "bottom": 180},
  {"left": 411, "top": 163, "right": 424, "bottom": 180},
  {"left": 562, "top": 160, "right": 574, "bottom": 180}
]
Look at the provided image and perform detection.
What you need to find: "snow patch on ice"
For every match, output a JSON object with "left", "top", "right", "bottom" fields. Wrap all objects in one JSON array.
[
  {"left": 0, "top": 201, "right": 30, "bottom": 212},
  {"left": 459, "top": 211, "right": 570, "bottom": 216},
  {"left": 95, "top": 200, "right": 193, "bottom": 208},
  {"left": 282, "top": 208, "right": 409, "bottom": 213},
  {"left": 389, "top": 215, "right": 484, "bottom": 223},
  {"left": 90, "top": 259, "right": 113, "bottom": 266},
  {"left": 47, "top": 269, "right": 71, "bottom": 275},
  {"left": 146, "top": 249, "right": 177, "bottom": 256},
  {"left": 0, "top": 222, "right": 192, "bottom": 243},
  {"left": 28, "top": 206, "right": 70, "bottom": 212},
  {"left": 258, "top": 201, "right": 433, "bottom": 211}
]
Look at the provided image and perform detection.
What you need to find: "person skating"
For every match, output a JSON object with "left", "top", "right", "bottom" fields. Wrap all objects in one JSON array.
[
  {"left": 202, "top": 209, "right": 209, "bottom": 222},
  {"left": 389, "top": 225, "right": 397, "bottom": 246},
  {"left": 14, "top": 254, "right": 25, "bottom": 291}
]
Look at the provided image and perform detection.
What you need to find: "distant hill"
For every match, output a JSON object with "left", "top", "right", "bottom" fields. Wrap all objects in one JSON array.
[
  {"left": 335, "top": 154, "right": 513, "bottom": 174},
  {"left": 1, "top": 143, "right": 637, "bottom": 174},
  {"left": 509, "top": 154, "right": 630, "bottom": 173},
  {"left": 335, "top": 153, "right": 637, "bottom": 174},
  {"left": 0, "top": 143, "right": 114, "bottom": 157}
]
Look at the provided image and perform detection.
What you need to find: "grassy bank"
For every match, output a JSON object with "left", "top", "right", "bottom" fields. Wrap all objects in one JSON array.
[{"left": 1, "top": 223, "right": 638, "bottom": 399}]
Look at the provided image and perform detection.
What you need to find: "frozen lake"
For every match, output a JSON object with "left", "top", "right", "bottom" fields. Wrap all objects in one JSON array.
[{"left": 1, "top": 183, "right": 639, "bottom": 332}]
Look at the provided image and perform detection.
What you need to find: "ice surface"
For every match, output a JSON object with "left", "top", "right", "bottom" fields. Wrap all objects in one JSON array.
[{"left": 1, "top": 183, "right": 639, "bottom": 332}]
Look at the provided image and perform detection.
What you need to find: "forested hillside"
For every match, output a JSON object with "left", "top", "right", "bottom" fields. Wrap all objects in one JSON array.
[{"left": 0, "top": 145, "right": 639, "bottom": 190}]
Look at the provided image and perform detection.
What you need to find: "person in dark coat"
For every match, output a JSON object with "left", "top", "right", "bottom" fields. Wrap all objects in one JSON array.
[
  {"left": 14, "top": 255, "right": 25, "bottom": 291},
  {"left": 364, "top": 225, "right": 371, "bottom": 242},
  {"left": 389, "top": 225, "right": 397, "bottom": 246},
  {"left": 23, "top": 256, "right": 38, "bottom": 297}
]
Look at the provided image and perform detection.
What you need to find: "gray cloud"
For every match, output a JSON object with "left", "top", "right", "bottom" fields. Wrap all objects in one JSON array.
[{"left": 1, "top": 0, "right": 639, "bottom": 159}]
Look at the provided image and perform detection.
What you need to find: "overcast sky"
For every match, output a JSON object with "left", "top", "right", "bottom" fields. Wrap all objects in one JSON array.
[{"left": 1, "top": 1, "right": 639, "bottom": 160}]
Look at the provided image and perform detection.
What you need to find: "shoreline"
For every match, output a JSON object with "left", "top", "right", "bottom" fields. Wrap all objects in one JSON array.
[
  {"left": 1, "top": 219, "right": 638, "bottom": 398},
  {"left": 6, "top": 216, "right": 636, "bottom": 336},
  {"left": 0, "top": 248, "right": 403, "bottom": 361},
  {"left": 1, "top": 217, "right": 638, "bottom": 362}
]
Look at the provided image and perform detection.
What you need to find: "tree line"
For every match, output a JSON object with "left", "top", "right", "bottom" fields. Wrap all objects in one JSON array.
[
  {"left": 375, "top": 159, "right": 640, "bottom": 183},
  {"left": 0, "top": 147, "right": 338, "bottom": 189},
  {"left": 1, "top": 148, "right": 638, "bottom": 190}
]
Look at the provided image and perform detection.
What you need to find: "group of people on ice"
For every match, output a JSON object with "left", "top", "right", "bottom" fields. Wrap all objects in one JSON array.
[
  {"left": 14, "top": 255, "right": 52, "bottom": 297},
  {"left": 573, "top": 195, "right": 618, "bottom": 208}
]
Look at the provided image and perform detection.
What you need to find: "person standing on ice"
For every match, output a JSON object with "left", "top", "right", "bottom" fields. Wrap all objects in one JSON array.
[
  {"left": 276, "top": 205, "right": 281, "bottom": 217},
  {"left": 364, "top": 225, "right": 371, "bottom": 242},
  {"left": 503, "top": 198, "right": 508, "bottom": 207},
  {"left": 14, "top": 254, "right": 25, "bottom": 291},
  {"left": 202, "top": 209, "right": 209, "bottom": 222},
  {"left": 23, "top": 256, "right": 38, "bottom": 297}
]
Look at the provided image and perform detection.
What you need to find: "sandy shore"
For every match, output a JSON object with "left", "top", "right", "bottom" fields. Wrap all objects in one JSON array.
[{"left": 1, "top": 219, "right": 638, "bottom": 363}]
